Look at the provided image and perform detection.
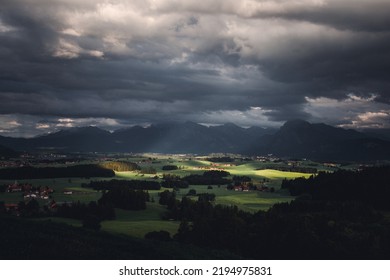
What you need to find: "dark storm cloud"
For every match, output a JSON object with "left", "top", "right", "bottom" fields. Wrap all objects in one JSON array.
[
  {"left": 1, "top": 0, "right": 390, "bottom": 136},
  {"left": 254, "top": 29, "right": 390, "bottom": 99},
  {"left": 252, "top": 1, "right": 390, "bottom": 32}
]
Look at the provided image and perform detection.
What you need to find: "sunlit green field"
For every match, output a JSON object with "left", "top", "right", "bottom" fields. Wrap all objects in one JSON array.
[{"left": 170, "top": 184, "right": 292, "bottom": 212}]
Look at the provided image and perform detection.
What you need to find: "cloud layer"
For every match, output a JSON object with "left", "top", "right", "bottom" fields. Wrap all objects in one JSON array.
[{"left": 1, "top": 0, "right": 390, "bottom": 136}]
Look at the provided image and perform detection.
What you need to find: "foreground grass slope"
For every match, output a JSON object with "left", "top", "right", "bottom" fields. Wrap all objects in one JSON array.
[{"left": 0, "top": 216, "right": 237, "bottom": 259}]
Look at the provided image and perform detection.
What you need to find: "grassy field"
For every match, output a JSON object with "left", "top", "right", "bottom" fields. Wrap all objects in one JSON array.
[
  {"left": 33, "top": 202, "right": 180, "bottom": 239},
  {"left": 171, "top": 184, "right": 293, "bottom": 212},
  {"left": 101, "top": 203, "right": 180, "bottom": 238},
  {"left": 34, "top": 217, "right": 83, "bottom": 227}
]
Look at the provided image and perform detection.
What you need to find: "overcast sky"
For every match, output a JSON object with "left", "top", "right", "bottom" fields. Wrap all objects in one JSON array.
[{"left": 1, "top": 0, "right": 390, "bottom": 137}]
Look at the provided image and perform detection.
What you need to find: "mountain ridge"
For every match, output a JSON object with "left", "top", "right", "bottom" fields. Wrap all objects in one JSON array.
[
  {"left": 0, "top": 144, "right": 19, "bottom": 158},
  {"left": 0, "top": 120, "right": 389, "bottom": 160}
]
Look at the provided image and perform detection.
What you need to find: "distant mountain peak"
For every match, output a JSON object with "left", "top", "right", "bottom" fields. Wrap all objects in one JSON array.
[
  {"left": 70, "top": 126, "right": 108, "bottom": 132},
  {"left": 282, "top": 119, "right": 311, "bottom": 129},
  {"left": 221, "top": 122, "right": 241, "bottom": 128},
  {"left": 44, "top": 126, "right": 110, "bottom": 138}
]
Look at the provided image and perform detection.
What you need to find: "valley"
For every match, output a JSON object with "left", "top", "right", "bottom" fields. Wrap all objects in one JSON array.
[
  {"left": 0, "top": 153, "right": 316, "bottom": 238},
  {"left": 1, "top": 121, "right": 390, "bottom": 259}
]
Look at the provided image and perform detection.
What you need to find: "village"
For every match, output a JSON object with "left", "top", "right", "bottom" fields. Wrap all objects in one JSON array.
[{"left": 3, "top": 181, "right": 57, "bottom": 214}]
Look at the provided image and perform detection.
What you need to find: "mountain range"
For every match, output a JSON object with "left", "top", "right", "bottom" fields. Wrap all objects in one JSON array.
[
  {"left": 0, "top": 144, "right": 19, "bottom": 159},
  {"left": 0, "top": 120, "right": 389, "bottom": 161}
]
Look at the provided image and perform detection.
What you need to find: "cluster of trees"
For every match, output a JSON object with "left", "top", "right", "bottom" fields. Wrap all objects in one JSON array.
[
  {"left": 232, "top": 175, "right": 251, "bottom": 182},
  {"left": 15, "top": 200, "right": 40, "bottom": 217},
  {"left": 99, "top": 186, "right": 149, "bottom": 210},
  {"left": 206, "top": 157, "right": 234, "bottom": 163},
  {"left": 161, "top": 174, "right": 189, "bottom": 189},
  {"left": 0, "top": 164, "right": 115, "bottom": 179},
  {"left": 161, "top": 165, "right": 178, "bottom": 171},
  {"left": 183, "top": 170, "right": 231, "bottom": 185},
  {"left": 55, "top": 201, "right": 115, "bottom": 230},
  {"left": 204, "top": 170, "right": 230, "bottom": 177},
  {"left": 56, "top": 201, "right": 115, "bottom": 222},
  {"left": 158, "top": 191, "right": 216, "bottom": 220},
  {"left": 281, "top": 166, "right": 390, "bottom": 209},
  {"left": 0, "top": 185, "right": 7, "bottom": 192},
  {"left": 158, "top": 190, "right": 177, "bottom": 209},
  {"left": 187, "top": 189, "right": 197, "bottom": 196},
  {"left": 83, "top": 179, "right": 161, "bottom": 191},
  {"left": 184, "top": 189, "right": 215, "bottom": 202},
  {"left": 99, "top": 161, "right": 140, "bottom": 172},
  {"left": 197, "top": 193, "right": 216, "bottom": 202},
  {"left": 160, "top": 171, "right": 231, "bottom": 188}
]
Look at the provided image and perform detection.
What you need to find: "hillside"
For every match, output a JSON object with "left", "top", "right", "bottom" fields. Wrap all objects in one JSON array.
[
  {"left": 0, "top": 123, "right": 274, "bottom": 154},
  {"left": 0, "top": 144, "right": 19, "bottom": 158},
  {"left": 252, "top": 120, "right": 390, "bottom": 160},
  {"left": 245, "top": 120, "right": 390, "bottom": 160}
]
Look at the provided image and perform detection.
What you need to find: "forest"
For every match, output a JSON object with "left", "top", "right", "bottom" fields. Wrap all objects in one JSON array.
[
  {"left": 281, "top": 166, "right": 390, "bottom": 209},
  {"left": 0, "top": 164, "right": 115, "bottom": 179},
  {"left": 182, "top": 170, "right": 232, "bottom": 185},
  {"left": 145, "top": 166, "right": 390, "bottom": 259},
  {"left": 99, "top": 161, "right": 140, "bottom": 172},
  {"left": 83, "top": 179, "right": 161, "bottom": 191},
  {"left": 155, "top": 192, "right": 390, "bottom": 259}
]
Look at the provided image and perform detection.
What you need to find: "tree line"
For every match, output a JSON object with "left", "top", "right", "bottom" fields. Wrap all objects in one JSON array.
[
  {"left": 83, "top": 179, "right": 161, "bottom": 190},
  {"left": 0, "top": 164, "right": 115, "bottom": 179},
  {"left": 182, "top": 170, "right": 231, "bottom": 185},
  {"left": 99, "top": 161, "right": 140, "bottom": 172},
  {"left": 162, "top": 165, "right": 179, "bottom": 170},
  {"left": 55, "top": 201, "right": 116, "bottom": 230},
  {"left": 99, "top": 186, "right": 149, "bottom": 210},
  {"left": 161, "top": 174, "right": 189, "bottom": 189},
  {"left": 206, "top": 157, "right": 234, "bottom": 163},
  {"left": 160, "top": 171, "right": 232, "bottom": 189}
]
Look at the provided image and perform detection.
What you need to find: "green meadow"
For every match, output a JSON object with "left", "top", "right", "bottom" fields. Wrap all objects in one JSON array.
[{"left": 101, "top": 204, "right": 179, "bottom": 238}]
